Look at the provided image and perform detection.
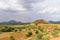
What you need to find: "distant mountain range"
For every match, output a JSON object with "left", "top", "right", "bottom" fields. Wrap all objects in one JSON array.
[
  {"left": 0, "top": 20, "right": 30, "bottom": 24},
  {"left": 49, "top": 21, "right": 60, "bottom": 24},
  {"left": 0, "top": 20, "right": 60, "bottom": 24}
]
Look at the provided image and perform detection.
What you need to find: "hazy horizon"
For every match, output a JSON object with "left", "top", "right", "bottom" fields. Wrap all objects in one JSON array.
[{"left": 0, "top": 0, "right": 60, "bottom": 22}]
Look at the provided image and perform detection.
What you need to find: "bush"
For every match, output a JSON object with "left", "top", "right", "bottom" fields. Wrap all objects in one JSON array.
[
  {"left": 43, "top": 31, "right": 49, "bottom": 35},
  {"left": 51, "top": 31, "right": 58, "bottom": 37},
  {"left": 42, "top": 36, "right": 50, "bottom": 40},
  {"left": 42, "top": 37, "right": 50, "bottom": 40},
  {"left": 35, "top": 30, "right": 39, "bottom": 34},
  {"left": 13, "top": 29, "right": 18, "bottom": 32},
  {"left": 33, "top": 33, "right": 43, "bottom": 40},
  {"left": 26, "top": 31, "right": 32, "bottom": 37},
  {"left": 10, "top": 36, "right": 15, "bottom": 40},
  {"left": 38, "top": 26, "right": 43, "bottom": 32},
  {"left": 1, "top": 27, "right": 14, "bottom": 32}
]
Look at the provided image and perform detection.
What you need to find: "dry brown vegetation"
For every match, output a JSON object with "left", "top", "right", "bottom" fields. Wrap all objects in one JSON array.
[{"left": 0, "top": 24, "right": 60, "bottom": 40}]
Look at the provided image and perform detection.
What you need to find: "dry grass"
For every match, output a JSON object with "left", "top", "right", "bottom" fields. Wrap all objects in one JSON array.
[{"left": 0, "top": 24, "right": 60, "bottom": 40}]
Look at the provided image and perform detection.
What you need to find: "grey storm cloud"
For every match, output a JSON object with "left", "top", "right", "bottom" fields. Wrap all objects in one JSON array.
[{"left": 19, "top": 0, "right": 44, "bottom": 11}]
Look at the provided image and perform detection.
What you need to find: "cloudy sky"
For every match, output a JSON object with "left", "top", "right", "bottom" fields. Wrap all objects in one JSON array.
[{"left": 0, "top": 0, "right": 60, "bottom": 22}]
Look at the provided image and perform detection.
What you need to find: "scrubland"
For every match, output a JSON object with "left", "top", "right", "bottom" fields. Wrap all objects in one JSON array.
[{"left": 0, "top": 24, "right": 60, "bottom": 40}]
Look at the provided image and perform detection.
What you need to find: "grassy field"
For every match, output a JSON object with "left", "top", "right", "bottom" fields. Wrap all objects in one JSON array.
[{"left": 0, "top": 24, "right": 60, "bottom": 40}]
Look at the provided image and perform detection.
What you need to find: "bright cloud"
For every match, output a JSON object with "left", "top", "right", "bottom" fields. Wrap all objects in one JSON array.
[
  {"left": 30, "top": 0, "right": 60, "bottom": 21},
  {"left": 0, "top": 0, "right": 26, "bottom": 11},
  {"left": 32, "top": 0, "right": 60, "bottom": 14}
]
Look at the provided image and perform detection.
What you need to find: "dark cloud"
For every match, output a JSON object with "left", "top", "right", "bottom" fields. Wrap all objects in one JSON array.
[
  {"left": 21, "top": 0, "right": 44, "bottom": 3},
  {"left": 18, "top": 0, "right": 44, "bottom": 11}
]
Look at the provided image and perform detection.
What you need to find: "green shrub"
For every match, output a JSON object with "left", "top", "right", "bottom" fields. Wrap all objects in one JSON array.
[
  {"left": 33, "top": 33, "right": 43, "bottom": 40},
  {"left": 38, "top": 26, "right": 43, "bottom": 32},
  {"left": 43, "top": 31, "right": 49, "bottom": 35},
  {"left": 14, "top": 29, "right": 18, "bottom": 32},
  {"left": 10, "top": 36, "right": 15, "bottom": 40},
  {"left": 1, "top": 27, "right": 14, "bottom": 32},
  {"left": 35, "top": 30, "right": 39, "bottom": 34},
  {"left": 42, "top": 36, "right": 50, "bottom": 40},
  {"left": 51, "top": 31, "right": 58, "bottom": 37},
  {"left": 26, "top": 31, "right": 32, "bottom": 37},
  {"left": 42, "top": 37, "right": 50, "bottom": 40}
]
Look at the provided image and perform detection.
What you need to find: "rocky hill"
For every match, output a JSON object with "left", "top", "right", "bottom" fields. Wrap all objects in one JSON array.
[{"left": 32, "top": 19, "right": 49, "bottom": 24}]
